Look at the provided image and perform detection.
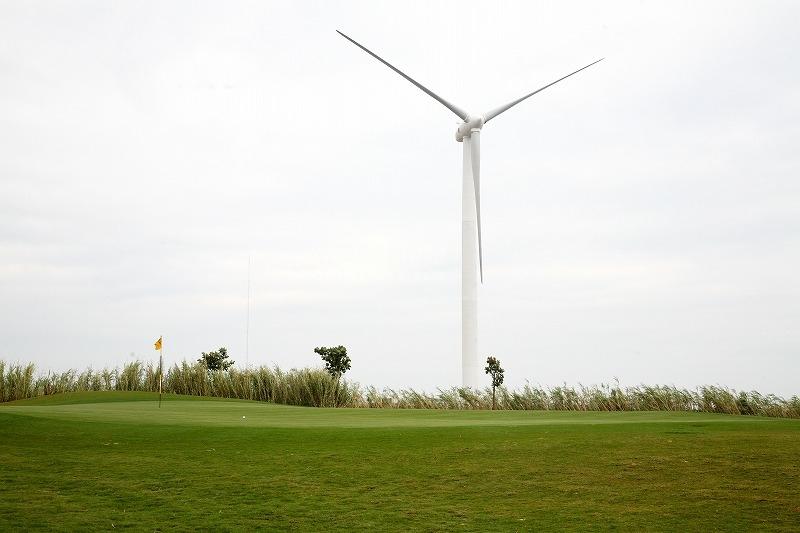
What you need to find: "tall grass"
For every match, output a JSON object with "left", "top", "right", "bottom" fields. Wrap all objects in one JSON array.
[
  {"left": 166, "top": 364, "right": 357, "bottom": 407},
  {"left": 1, "top": 362, "right": 36, "bottom": 403},
  {"left": 1, "top": 359, "right": 798, "bottom": 418}
]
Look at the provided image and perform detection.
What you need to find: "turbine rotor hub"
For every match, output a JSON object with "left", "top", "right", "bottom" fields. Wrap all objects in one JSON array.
[{"left": 455, "top": 116, "right": 484, "bottom": 142}]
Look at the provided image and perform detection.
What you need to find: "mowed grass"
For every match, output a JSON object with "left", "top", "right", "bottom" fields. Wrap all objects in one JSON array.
[{"left": 1, "top": 393, "right": 799, "bottom": 531}]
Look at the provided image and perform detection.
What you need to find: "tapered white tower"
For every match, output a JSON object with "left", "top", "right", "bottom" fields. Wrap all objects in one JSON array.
[
  {"left": 462, "top": 133, "right": 480, "bottom": 387},
  {"left": 337, "top": 30, "right": 602, "bottom": 387}
]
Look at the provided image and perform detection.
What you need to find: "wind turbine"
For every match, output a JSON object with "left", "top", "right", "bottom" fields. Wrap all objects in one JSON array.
[{"left": 337, "top": 30, "right": 602, "bottom": 387}]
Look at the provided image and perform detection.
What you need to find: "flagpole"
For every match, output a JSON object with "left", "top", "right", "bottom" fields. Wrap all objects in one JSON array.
[{"left": 158, "top": 335, "right": 163, "bottom": 408}]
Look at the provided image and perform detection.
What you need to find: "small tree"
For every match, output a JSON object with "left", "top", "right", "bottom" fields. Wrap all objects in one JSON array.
[
  {"left": 314, "top": 345, "right": 351, "bottom": 407},
  {"left": 198, "top": 347, "right": 234, "bottom": 371},
  {"left": 484, "top": 356, "right": 505, "bottom": 410}
]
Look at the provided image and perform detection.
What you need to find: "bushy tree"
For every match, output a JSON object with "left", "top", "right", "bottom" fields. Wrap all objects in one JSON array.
[
  {"left": 314, "top": 345, "right": 350, "bottom": 406},
  {"left": 315, "top": 345, "right": 351, "bottom": 378},
  {"left": 485, "top": 356, "right": 505, "bottom": 410},
  {"left": 198, "top": 347, "right": 234, "bottom": 371}
]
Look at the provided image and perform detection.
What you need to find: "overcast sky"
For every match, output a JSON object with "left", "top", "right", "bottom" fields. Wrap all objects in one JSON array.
[{"left": 1, "top": 1, "right": 798, "bottom": 395}]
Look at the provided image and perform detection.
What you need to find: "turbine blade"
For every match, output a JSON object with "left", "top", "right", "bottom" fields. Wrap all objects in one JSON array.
[
  {"left": 483, "top": 58, "right": 604, "bottom": 123},
  {"left": 336, "top": 30, "right": 469, "bottom": 121},
  {"left": 470, "top": 131, "right": 483, "bottom": 283}
]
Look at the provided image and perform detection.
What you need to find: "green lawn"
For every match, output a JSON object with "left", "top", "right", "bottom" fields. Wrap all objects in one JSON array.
[{"left": 1, "top": 392, "right": 798, "bottom": 531}]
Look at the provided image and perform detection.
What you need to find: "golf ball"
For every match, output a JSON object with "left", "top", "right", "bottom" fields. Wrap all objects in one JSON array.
[{"left": 242, "top": 416, "right": 246, "bottom": 419}]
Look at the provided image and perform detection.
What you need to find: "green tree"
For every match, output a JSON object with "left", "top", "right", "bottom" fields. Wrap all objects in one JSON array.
[
  {"left": 198, "top": 347, "right": 234, "bottom": 371},
  {"left": 484, "top": 356, "right": 505, "bottom": 410},
  {"left": 314, "top": 345, "right": 351, "bottom": 407}
]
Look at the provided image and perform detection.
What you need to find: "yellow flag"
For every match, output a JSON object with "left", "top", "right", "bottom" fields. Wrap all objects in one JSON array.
[{"left": 154, "top": 336, "right": 162, "bottom": 351}]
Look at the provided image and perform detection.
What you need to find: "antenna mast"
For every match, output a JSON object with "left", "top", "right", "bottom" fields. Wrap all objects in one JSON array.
[{"left": 246, "top": 255, "right": 250, "bottom": 369}]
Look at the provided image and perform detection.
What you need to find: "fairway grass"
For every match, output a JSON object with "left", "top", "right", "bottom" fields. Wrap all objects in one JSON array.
[{"left": 2, "top": 393, "right": 799, "bottom": 531}]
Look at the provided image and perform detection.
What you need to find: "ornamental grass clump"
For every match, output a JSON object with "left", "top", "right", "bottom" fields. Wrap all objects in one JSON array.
[
  {"left": 1, "top": 363, "right": 35, "bottom": 402},
  {"left": 116, "top": 361, "right": 144, "bottom": 391}
]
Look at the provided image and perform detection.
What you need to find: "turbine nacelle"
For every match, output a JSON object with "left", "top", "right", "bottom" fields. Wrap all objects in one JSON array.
[{"left": 455, "top": 116, "right": 484, "bottom": 142}]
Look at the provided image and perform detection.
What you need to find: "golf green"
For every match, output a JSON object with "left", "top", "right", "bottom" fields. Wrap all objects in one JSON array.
[{"left": 2, "top": 392, "right": 798, "bottom": 531}]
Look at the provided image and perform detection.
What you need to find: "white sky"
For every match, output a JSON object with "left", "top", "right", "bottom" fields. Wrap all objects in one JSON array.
[{"left": 1, "top": 1, "right": 798, "bottom": 395}]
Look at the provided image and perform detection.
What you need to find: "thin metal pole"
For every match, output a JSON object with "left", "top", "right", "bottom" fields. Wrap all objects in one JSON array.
[
  {"left": 158, "top": 337, "right": 163, "bottom": 408},
  {"left": 246, "top": 255, "right": 250, "bottom": 369}
]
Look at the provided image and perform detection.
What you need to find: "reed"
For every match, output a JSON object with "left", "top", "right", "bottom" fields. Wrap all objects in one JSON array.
[
  {"left": 116, "top": 361, "right": 144, "bottom": 391},
  {"left": 1, "top": 363, "right": 36, "bottom": 402},
  {"left": 1, "top": 359, "right": 798, "bottom": 418}
]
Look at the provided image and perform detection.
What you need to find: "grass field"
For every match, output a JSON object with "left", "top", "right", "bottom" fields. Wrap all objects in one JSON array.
[{"left": 1, "top": 393, "right": 799, "bottom": 531}]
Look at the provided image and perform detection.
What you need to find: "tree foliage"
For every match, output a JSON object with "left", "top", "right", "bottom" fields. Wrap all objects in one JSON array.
[
  {"left": 198, "top": 347, "right": 234, "bottom": 372},
  {"left": 485, "top": 356, "right": 504, "bottom": 388},
  {"left": 485, "top": 356, "right": 505, "bottom": 410},
  {"left": 314, "top": 346, "right": 351, "bottom": 378}
]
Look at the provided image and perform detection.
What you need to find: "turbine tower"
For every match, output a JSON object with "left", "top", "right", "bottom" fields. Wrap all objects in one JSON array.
[{"left": 338, "top": 30, "right": 602, "bottom": 387}]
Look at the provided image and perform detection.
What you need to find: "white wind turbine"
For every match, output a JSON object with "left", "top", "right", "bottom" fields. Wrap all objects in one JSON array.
[{"left": 338, "top": 30, "right": 602, "bottom": 387}]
